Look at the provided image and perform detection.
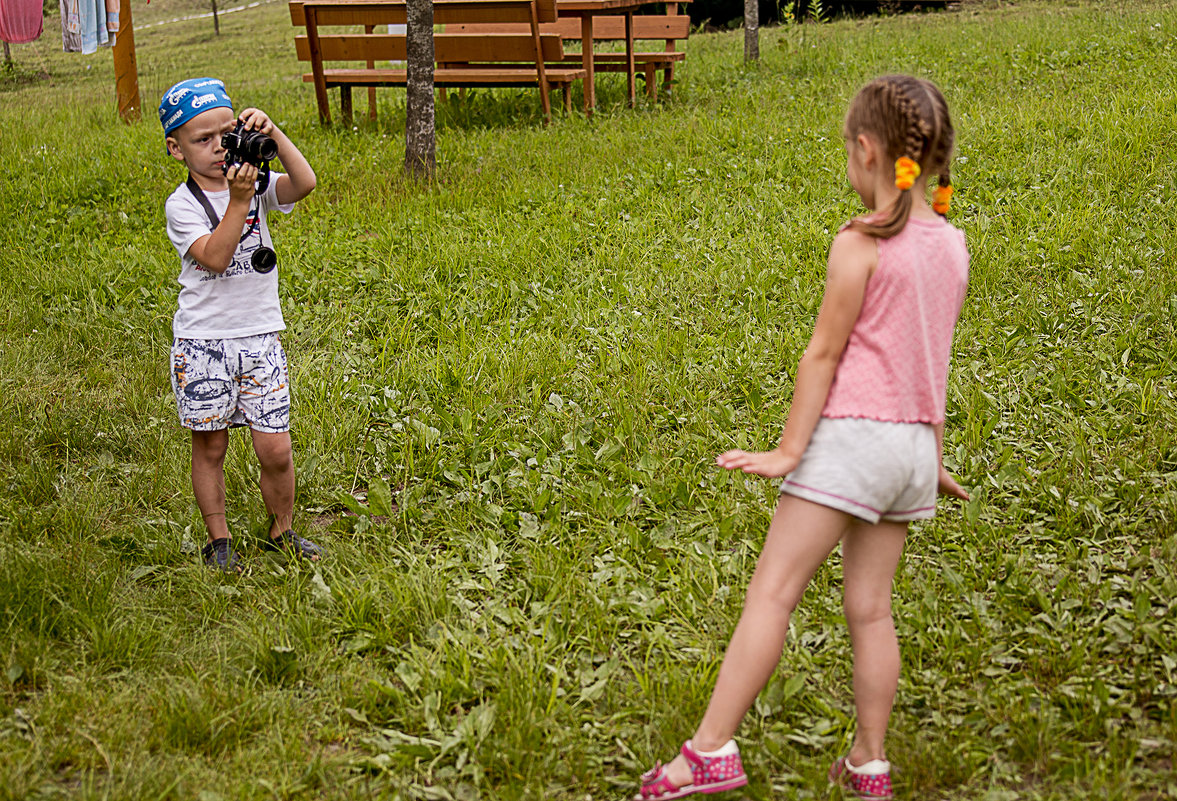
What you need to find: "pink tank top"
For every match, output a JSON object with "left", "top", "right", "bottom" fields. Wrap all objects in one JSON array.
[{"left": 822, "top": 217, "right": 969, "bottom": 424}]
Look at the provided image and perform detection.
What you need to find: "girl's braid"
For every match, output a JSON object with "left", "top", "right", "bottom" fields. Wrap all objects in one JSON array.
[
  {"left": 893, "top": 79, "right": 931, "bottom": 165},
  {"left": 923, "top": 83, "right": 954, "bottom": 189}
]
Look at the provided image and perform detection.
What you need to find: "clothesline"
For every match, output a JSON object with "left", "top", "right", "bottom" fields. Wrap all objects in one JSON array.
[{"left": 136, "top": 0, "right": 283, "bottom": 31}]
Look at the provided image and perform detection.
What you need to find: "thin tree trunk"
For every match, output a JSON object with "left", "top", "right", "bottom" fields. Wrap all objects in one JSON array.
[
  {"left": 744, "top": 0, "right": 758, "bottom": 61},
  {"left": 212, "top": 0, "right": 220, "bottom": 34},
  {"left": 404, "top": 0, "right": 436, "bottom": 179},
  {"left": 3, "top": 41, "right": 11, "bottom": 66}
]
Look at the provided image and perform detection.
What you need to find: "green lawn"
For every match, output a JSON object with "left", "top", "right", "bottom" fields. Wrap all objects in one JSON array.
[{"left": 1, "top": 1, "right": 1175, "bottom": 799}]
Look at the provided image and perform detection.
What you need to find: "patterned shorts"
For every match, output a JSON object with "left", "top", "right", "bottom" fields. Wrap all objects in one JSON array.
[
  {"left": 170, "top": 333, "right": 290, "bottom": 433},
  {"left": 779, "top": 416, "right": 938, "bottom": 524}
]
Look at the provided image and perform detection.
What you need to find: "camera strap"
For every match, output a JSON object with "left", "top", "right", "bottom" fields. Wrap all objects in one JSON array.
[
  {"left": 185, "top": 174, "right": 222, "bottom": 229},
  {"left": 186, "top": 173, "right": 260, "bottom": 242}
]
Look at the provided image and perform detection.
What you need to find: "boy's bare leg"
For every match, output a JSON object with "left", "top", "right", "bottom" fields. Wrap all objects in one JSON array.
[
  {"left": 841, "top": 519, "right": 908, "bottom": 766},
  {"left": 191, "top": 429, "right": 230, "bottom": 542},
  {"left": 659, "top": 496, "right": 851, "bottom": 787},
  {"left": 251, "top": 429, "right": 294, "bottom": 539}
]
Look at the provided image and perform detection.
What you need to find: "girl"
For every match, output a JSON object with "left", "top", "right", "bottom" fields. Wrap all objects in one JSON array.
[{"left": 635, "top": 75, "right": 970, "bottom": 801}]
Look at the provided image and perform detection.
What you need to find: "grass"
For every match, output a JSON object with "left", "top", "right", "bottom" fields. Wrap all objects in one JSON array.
[{"left": 1, "top": 0, "right": 1176, "bottom": 798}]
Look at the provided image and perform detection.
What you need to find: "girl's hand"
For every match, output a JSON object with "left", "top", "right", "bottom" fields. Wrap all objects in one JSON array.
[
  {"left": 237, "top": 107, "right": 275, "bottom": 136},
  {"left": 937, "top": 465, "right": 970, "bottom": 500},
  {"left": 716, "top": 448, "right": 799, "bottom": 478}
]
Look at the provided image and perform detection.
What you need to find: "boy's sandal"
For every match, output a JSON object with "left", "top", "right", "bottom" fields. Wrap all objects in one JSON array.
[
  {"left": 201, "top": 537, "right": 242, "bottom": 573},
  {"left": 635, "top": 740, "right": 748, "bottom": 800},
  {"left": 263, "top": 529, "right": 323, "bottom": 561},
  {"left": 828, "top": 756, "right": 893, "bottom": 801}
]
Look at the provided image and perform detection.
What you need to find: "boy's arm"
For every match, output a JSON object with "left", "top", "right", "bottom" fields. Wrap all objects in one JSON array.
[
  {"left": 717, "top": 229, "right": 876, "bottom": 477},
  {"left": 237, "top": 107, "right": 316, "bottom": 206},
  {"left": 186, "top": 163, "right": 258, "bottom": 274}
]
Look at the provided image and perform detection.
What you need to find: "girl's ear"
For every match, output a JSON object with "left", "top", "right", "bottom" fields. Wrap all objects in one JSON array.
[{"left": 856, "top": 133, "right": 880, "bottom": 170}]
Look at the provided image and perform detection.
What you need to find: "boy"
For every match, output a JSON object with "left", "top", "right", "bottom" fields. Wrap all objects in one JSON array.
[{"left": 159, "top": 77, "right": 319, "bottom": 571}]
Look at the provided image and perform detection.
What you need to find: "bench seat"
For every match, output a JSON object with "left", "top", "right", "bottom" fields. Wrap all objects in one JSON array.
[{"left": 304, "top": 66, "right": 587, "bottom": 88}]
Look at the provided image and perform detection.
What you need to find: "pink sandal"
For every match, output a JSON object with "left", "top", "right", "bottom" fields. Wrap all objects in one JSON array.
[
  {"left": 635, "top": 740, "right": 748, "bottom": 800},
  {"left": 828, "top": 755, "right": 893, "bottom": 800}
]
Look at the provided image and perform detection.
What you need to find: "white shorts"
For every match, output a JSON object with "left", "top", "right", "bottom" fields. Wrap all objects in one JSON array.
[
  {"left": 779, "top": 416, "right": 938, "bottom": 524},
  {"left": 170, "top": 333, "right": 290, "bottom": 433}
]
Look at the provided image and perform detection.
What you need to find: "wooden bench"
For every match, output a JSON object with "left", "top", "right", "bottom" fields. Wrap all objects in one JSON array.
[
  {"left": 290, "top": 0, "right": 587, "bottom": 124},
  {"left": 450, "top": 2, "right": 689, "bottom": 99}
]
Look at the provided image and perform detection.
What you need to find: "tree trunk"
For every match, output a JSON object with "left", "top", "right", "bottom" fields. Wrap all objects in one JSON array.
[
  {"left": 3, "top": 41, "right": 11, "bottom": 66},
  {"left": 744, "top": 0, "right": 758, "bottom": 62},
  {"left": 404, "top": 0, "right": 436, "bottom": 180},
  {"left": 212, "top": 0, "right": 220, "bottom": 35}
]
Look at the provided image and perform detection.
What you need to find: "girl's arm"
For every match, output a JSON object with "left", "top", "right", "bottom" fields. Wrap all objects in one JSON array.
[
  {"left": 237, "top": 107, "right": 317, "bottom": 205},
  {"left": 933, "top": 422, "right": 970, "bottom": 500},
  {"left": 717, "top": 229, "right": 876, "bottom": 477}
]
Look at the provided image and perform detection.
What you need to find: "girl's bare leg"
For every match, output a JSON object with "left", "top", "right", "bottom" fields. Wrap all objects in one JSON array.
[
  {"left": 841, "top": 519, "right": 908, "bottom": 765},
  {"left": 659, "top": 495, "right": 852, "bottom": 787}
]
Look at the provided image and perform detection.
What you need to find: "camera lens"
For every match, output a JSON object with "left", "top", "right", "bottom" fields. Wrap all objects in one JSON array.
[
  {"left": 252, "top": 247, "right": 277, "bottom": 274},
  {"left": 247, "top": 131, "right": 278, "bottom": 162}
]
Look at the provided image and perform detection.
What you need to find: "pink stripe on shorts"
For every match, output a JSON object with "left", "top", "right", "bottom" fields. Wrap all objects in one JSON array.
[{"left": 779, "top": 416, "right": 938, "bottom": 524}]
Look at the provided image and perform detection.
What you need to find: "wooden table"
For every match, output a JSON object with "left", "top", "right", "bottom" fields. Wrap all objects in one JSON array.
[{"left": 556, "top": 0, "right": 647, "bottom": 113}]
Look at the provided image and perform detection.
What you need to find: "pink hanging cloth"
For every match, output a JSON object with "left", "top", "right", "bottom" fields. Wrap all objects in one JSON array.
[{"left": 0, "top": 0, "right": 45, "bottom": 44}]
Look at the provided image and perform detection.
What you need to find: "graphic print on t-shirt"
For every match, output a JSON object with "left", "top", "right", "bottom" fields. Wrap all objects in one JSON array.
[{"left": 167, "top": 175, "right": 293, "bottom": 339}]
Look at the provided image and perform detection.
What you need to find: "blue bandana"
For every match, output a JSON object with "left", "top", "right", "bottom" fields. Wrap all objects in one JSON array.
[{"left": 158, "top": 78, "right": 233, "bottom": 136}]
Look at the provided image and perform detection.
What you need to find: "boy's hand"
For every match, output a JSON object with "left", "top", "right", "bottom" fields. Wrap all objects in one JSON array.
[
  {"left": 237, "top": 107, "right": 275, "bottom": 136},
  {"left": 226, "top": 162, "right": 258, "bottom": 204},
  {"left": 716, "top": 447, "right": 799, "bottom": 478}
]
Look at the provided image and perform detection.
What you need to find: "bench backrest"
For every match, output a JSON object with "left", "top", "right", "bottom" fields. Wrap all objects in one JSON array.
[
  {"left": 291, "top": 0, "right": 564, "bottom": 68},
  {"left": 290, "top": 0, "right": 558, "bottom": 28},
  {"left": 293, "top": 32, "right": 564, "bottom": 63},
  {"left": 447, "top": 15, "right": 689, "bottom": 40}
]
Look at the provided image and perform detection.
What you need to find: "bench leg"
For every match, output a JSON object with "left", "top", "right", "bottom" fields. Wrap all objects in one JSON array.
[
  {"left": 663, "top": 63, "right": 675, "bottom": 96},
  {"left": 645, "top": 64, "right": 656, "bottom": 98},
  {"left": 340, "top": 86, "right": 353, "bottom": 126},
  {"left": 563, "top": 83, "right": 571, "bottom": 113},
  {"left": 368, "top": 87, "right": 377, "bottom": 122},
  {"left": 439, "top": 86, "right": 448, "bottom": 103},
  {"left": 539, "top": 83, "right": 552, "bottom": 126}
]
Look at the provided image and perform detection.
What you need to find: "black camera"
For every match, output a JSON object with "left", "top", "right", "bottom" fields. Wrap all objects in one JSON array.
[
  {"left": 221, "top": 122, "right": 278, "bottom": 168},
  {"left": 221, "top": 121, "right": 278, "bottom": 273}
]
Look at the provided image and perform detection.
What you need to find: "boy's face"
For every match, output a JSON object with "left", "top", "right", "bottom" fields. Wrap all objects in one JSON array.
[{"left": 165, "top": 107, "right": 237, "bottom": 181}]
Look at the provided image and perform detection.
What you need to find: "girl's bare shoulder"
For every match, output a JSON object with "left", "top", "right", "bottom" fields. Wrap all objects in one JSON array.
[{"left": 828, "top": 227, "right": 879, "bottom": 279}]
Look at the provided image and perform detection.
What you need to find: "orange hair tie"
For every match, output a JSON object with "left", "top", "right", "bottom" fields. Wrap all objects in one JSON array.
[
  {"left": 894, "top": 157, "right": 920, "bottom": 191},
  {"left": 932, "top": 184, "right": 953, "bottom": 215}
]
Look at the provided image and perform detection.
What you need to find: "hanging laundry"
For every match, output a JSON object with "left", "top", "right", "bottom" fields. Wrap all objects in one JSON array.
[
  {"left": 0, "top": 0, "right": 45, "bottom": 44},
  {"left": 61, "top": 0, "right": 119, "bottom": 53}
]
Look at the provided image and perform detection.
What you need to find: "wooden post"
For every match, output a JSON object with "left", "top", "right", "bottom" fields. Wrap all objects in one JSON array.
[{"left": 113, "top": 0, "right": 141, "bottom": 122}]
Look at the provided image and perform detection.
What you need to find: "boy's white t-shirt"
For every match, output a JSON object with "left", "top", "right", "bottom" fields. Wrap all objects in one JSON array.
[{"left": 166, "top": 175, "right": 294, "bottom": 339}]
